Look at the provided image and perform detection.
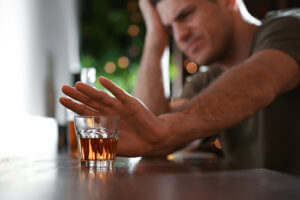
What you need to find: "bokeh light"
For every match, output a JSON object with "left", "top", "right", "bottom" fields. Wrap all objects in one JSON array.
[
  {"left": 185, "top": 62, "right": 198, "bottom": 74},
  {"left": 118, "top": 56, "right": 130, "bottom": 69},
  {"left": 215, "top": 139, "right": 222, "bottom": 149},
  {"left": 199, "top": 66, "right": 209, "bottom": 73},
  {"left": 128, "top": 24, "right": 140, "bottom": 37},
  {"left": 104, "top": 62, "right": 116, "bottom": 74}
]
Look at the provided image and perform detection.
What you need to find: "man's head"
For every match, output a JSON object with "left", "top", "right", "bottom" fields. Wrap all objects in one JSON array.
[{"left": 152, "top": 0, "right": 251, "bottom": 65}]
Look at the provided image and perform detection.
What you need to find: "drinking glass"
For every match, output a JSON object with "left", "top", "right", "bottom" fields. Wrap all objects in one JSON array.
[{"left": 74, "top": 115, "right": 119, "bottom": 168}]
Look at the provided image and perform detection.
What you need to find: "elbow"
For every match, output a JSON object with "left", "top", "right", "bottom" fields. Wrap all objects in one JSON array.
[
  {"left": 246, "top": 63, "right": 280, "bottom": 117},
  {"left": 248, "top": 81, "right": 277, "bottom": 117}
]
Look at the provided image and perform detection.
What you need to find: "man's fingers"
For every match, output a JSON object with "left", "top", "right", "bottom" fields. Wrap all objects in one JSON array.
[
  {"left": 74, "top": 82, "right": 118, "bottom": 107},
  {"left": 59, "top": 97, "right": 100, "bottom": 116},
  {"left": 98, "top": 76, "right": 131, "bottom": 102},
  {"left": 62, "top": 84, "right": 110, "bottom": 111}
]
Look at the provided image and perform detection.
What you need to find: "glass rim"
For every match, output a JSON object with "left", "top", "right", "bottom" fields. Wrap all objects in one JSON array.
[{"left": 74, "top": 115, "right": 120, "bottom": 119}]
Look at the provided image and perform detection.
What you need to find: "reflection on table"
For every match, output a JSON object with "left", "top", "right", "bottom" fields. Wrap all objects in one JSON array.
[{"left": 1, "top": 153, "right": 300, "bottom": 200}]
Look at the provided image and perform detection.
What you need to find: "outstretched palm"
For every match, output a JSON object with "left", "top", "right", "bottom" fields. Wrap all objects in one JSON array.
[{"left": 60, "top": 77, "right": 169, "bottom": 156}]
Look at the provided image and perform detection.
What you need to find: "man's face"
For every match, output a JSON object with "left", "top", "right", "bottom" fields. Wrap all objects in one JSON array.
[{"left": 157, "top": 0, "right": 234, "bottom": 65}]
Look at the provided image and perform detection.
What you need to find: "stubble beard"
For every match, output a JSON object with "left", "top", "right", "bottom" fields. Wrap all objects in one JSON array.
[
  {"left": 194, "top": 26, "right": 234, "bottom": 66},
  {"left": 202, "top": 39, "right": 233, "bottom": 66}
]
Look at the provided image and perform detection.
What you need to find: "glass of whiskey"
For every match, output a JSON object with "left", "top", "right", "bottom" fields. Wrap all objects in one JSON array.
[{"left": 74, "top": 115, "right": 119, "bottom": 168}]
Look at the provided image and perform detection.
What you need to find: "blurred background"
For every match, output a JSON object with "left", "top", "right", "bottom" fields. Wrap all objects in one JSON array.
[{"left": 0, "top": 0, "right": 298, "bottom": 159}]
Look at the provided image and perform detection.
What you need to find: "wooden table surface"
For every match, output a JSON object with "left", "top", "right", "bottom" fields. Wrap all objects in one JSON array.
[{"left": 0, "top": 153, "right": 299, "bottom": 200}]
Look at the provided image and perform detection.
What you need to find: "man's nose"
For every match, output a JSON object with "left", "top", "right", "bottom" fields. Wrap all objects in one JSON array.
[{"left": 173, "top": 23, "right": 191, "bottom": 43}]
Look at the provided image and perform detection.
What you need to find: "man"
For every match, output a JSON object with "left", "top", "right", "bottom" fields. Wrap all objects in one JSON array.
[{"left": 60, "top": 0, "right": 300, "bottom": 174}]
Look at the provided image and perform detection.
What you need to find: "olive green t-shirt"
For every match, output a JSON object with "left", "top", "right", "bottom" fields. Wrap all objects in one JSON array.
[{"left": 181, "top": 9, "right": 300, "bottom": 175}]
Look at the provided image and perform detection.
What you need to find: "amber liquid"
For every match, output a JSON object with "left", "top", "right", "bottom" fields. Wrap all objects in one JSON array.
[
  {"left": 68, "top": 121, "right": 78, "bottom": 158},
  {"left": 80, "top": 138, "right": 118, "bottom": 161}
]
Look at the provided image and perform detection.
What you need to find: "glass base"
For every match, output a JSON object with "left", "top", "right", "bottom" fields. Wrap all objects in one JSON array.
[{"left": 80, "top": 160, "right": 114, "bottom": 168}]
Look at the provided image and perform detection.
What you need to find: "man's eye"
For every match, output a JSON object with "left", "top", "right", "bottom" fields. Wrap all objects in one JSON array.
[
  {"left": 181, "top": 11, "right": 192, "bottom": 19},
  {"left": 179, "top": 8, "right": 195, "bottom": 20}
]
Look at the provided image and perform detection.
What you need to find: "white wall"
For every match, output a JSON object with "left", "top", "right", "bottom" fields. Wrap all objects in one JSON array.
[
  {"left": 0, "top": 0, "right": 80, "bottom": 159},
  {"left": 37, "top": 0, "right": 80, "bottom": 124},
  {"left": 0, "top": 0, "right": 80, "bottom": 124},
  {"left": 0, "top": 0, "right": 32, "bottom": 115}
]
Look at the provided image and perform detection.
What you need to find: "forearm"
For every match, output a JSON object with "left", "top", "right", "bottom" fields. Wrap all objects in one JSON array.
[
  {"left": 134, "top": 35, "right": 170, "bottom": 115},
  {"left": 161, "top": 66, "right": 272, "bottom": 146},
  {"left": 160, "top": 50, "right": 300, "bottom": 146}
]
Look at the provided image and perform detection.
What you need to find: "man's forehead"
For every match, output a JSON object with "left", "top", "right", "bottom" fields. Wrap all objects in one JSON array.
[{"left": 156, "top": 0, "right": 200, "bottom": 24}]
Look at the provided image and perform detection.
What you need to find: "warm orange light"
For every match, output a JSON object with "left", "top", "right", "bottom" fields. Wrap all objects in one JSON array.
[
  {"left": 186, "top": 62, "right": 198, "bottom": 74},
  {"left": 215, "top": 138, "right": 222, "bottom": 149},
  {"left": 118, "top": 56, "right": 130, "bottom": 69},
  {"left": 104, "top": 62, "right": 116, "bottom": 74},
  {"left": 167, "top": 155, "right": 174, "bottom": 161},
  {"left": 86, "top": 118, "right": 93, "bottom": 127},
  {"left": 128, "top": 24, "right": 140, "bottom": 37},
  {"left": 89, "top": 139, "right": 94, "bottom": 160}
]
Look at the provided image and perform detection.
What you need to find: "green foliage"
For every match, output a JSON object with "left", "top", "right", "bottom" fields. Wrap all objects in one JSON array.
[
  {"left": 169, "top": 55, "right": 179, "bottom": 82},
  {"left": 79, "top": 0, "right": 145, "bottom": 93},
  {"left": 79, "top": 0, "right": 179, "bottom": 94},
  {"left": 94, "top": 63, "right": 139, "bottom": 93}
]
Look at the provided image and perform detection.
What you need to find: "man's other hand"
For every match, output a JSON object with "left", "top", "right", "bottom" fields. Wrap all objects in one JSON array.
[{"left": 139, "top": 0, "right": 169, "bottom": 50}]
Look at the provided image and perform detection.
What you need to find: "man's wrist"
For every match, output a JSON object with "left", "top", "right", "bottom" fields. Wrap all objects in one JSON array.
[
  {"left": 157, "top": 112, "right": 187, "bottom": 147},
  {"left": 145, "top": 33, "right": 168, "bottom": 55}
]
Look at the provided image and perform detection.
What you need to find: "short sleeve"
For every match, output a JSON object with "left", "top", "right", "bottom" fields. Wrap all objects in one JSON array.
[
  {"left": 181, "top": 65, "right": 223, "bottom": 99},
  {"left": 181, "top": 72, "right": 208, "bottom": 99},
  {"left": 252, "top": 10, "right": 300, "bottom": 65}
]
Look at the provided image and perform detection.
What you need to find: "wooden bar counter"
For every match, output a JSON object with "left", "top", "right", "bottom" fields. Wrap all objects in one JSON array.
[{"left": 0, "top": 153, "right": 299, "bottom": 200}]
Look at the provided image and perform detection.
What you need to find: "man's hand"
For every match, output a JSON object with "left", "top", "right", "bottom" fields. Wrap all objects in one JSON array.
[
  {"left": 139, "top": 0, "right": 169, "bottom": 51},
  {"left": 60, "top": 77, "right": 173, "bottom": 156}
]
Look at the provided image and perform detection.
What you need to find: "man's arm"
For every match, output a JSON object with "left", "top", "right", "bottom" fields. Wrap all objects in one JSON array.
[
  {"left": 160, "top": 49, "right": 300, "bottom": 148},
  {"left": 59, "top": 49, "right": 300, "bottom": 157},
  {"left": 133, "top": 0, "right": 170, "bottom": 115}
]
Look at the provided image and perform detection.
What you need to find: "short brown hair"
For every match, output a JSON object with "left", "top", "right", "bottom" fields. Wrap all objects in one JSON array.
[
  {"left": 150, "top": 0, "right": 160, "bottom": 6},
  {"left": 150, "top": 0, "right": 218, "bottom": 6}
]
